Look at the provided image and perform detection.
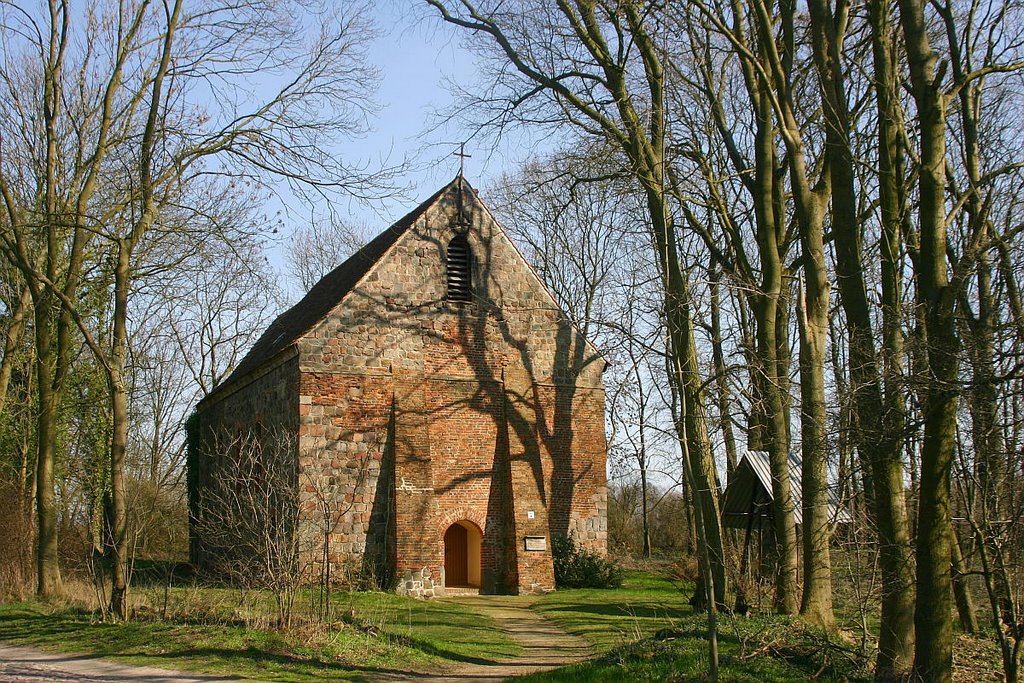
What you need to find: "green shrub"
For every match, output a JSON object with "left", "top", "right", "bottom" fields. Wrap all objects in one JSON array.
[{"left": 551, "top": 536, "right": 623, "bottom": 589}]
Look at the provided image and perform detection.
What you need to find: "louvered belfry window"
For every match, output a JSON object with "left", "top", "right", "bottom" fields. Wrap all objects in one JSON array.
[{"left": 447, "top": 234, "right": 473, "bottom": 302}]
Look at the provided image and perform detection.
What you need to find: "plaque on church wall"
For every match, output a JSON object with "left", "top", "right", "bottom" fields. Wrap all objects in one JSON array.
[{"left": 524, "top": 536, "right": 547, "bottom": 552}]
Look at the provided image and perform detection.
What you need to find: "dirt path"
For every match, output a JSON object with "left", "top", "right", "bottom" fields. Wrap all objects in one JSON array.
[
  {"left": 0, "top": 643, "right": 245, "bottom": 683},
  {"left": 368, "top": 595, "right": 593, "bottom": 682}
]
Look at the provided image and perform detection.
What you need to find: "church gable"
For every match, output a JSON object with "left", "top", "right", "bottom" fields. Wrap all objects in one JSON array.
[
  {"left": 215, "top": 183, "right": 451, "bottom": 390},
  {"left": 296, "top": 177, "right": 603, "bottom": 386},
  {"left": 191, "top": 177, "right": 608, "bottom": 597}
]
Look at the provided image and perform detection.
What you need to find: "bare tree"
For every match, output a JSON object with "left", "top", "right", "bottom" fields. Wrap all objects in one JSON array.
[
  {"left": 1, "top": 0, "right": 390, "bottom": 615},
  {"left": 425, "top": 1, "right": 728, "bottom": 620},
  {"left": 488, "top": 154, "right": 675, "bottom": 561},
  {"left": 287, "top": 216, "right": 367, "bottom": 293},
  {"left": 191, "top": 427, "right": 306, "bottom": 628},
  {"left": 667, "top": 3, "right": 802, "bottom": 615},
  {"left": 892, "top": 0, "right": 1024, "bottom": 676}
]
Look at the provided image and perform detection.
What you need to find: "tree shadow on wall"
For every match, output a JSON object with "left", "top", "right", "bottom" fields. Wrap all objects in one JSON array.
[
  {"left": 361, "top": 402, "right": 396, "bottom": 589},
  {"left": 354, "top": 186, "right": 603, "bottom": 591},
  {"left": 451, "top": 200, "right": 600, "bottom": 544}
]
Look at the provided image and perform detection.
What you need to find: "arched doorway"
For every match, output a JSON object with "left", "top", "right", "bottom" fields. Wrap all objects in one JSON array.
[{"left": 443, "top": 520, "right": 482, "bottom": 587}]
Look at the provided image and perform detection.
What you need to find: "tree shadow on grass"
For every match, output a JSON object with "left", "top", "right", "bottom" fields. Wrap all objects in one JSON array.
[
  {"left": 90, "top": 641, "right": 502, "bottom": 682},
  {"left": 373, "top": 633, "right": 506, "bottom": 666},
  {"left": 0, "top": 609, "right": 508, "bottom": 679}
]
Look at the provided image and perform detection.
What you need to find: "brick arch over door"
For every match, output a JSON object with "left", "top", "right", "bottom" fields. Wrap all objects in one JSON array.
[
  {"left": 436, "top": 508, "right": 488, "bottom": 589},
  {"left": 435, "top": 507, "right": 487, "bottom": 539}
]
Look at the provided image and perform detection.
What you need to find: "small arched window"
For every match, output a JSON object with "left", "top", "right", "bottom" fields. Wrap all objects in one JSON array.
[{"left": 446, "top": 234, "right": 473, "bottom": 303}]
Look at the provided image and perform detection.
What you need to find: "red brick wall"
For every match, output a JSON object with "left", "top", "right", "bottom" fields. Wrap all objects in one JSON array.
[
  {"left": 426, "top": 377, "right": 515, "bottom": 590},
  {"left": 196, "top": 183, "right": 607, "bottom": 594}
]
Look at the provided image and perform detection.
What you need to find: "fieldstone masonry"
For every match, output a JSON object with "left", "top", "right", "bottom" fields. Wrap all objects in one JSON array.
[
  {"left": 189, "top": 177, "right": 608, "bottom": 596},
  {"left": 397, "top": 566, "right": 446, "bottom": 599}
]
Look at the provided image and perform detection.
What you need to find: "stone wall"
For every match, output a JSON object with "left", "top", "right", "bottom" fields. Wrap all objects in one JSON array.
[
  {"left": 296, "top": 371, "right": 394, "bottom": 586},
  {"left": 395, "top": 566, "right": 445, "bottom": 599},
  {"left": 188, "top": 354, "right": 300, "bottom": 573}
]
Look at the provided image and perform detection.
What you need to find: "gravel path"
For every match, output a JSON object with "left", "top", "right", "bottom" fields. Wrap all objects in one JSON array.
[
  {"left": 0, "top": 595, "right": 591, "bottom": 683},
  {"left": 0, "top": 644, "right": 247, "bottom": 683}
]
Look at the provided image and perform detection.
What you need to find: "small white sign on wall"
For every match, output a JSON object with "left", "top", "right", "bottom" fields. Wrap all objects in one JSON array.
[
  {"left": 524, "top": 536, "right": 547, "bottom": 552},
  {"left": 527, "top": 510, "right": 535, "bottom": 519}
]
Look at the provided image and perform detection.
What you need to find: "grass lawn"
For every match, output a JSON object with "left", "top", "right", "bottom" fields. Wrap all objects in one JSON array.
[
  {"left": 532, "top": 570, "right": 693, "bottom": 651},
  {"left": 335, "top": 589, "right": 521, "bottom": 662},
  {"left": 0, "top": 587, "right": 520, "bottom": 682},
  {"left": 0, "top": 569, "right": 999, "bottom": 683},
  {"left": 523, "top": 569, "right": 872, "bottom": 682},
  {"left": 514, "top": 619, "right": 871, "bottom": 683}
]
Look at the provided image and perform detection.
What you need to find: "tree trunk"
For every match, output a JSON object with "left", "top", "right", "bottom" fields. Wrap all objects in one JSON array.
[
  {"left": 34, "top": 302, "right": 62, "bottom": 596},
  {"left": 796, "top": 274, "right": 834, "bottom": 628},
  {"left": 0, "top": 286, "right": 31, "bottom": 416},
  {"left": 750, "top": 83, "right": 799, "bottom": 615},
  {"left": 897, "top": 0, "right": 957, "bottom": 679},
  {"left": 950, "top": 529, "right": 978, "bottom": 633},
  {"left": 622, "top": 6, "right": 728, "bottom": 608},
  {"left": 653, "top": 189, "right": 727, "bottom": 607},
  {"left": 640, "top": 462, "right": 651, "bottom": 560},
  {"left": 678, "top": 376, "right": 720, "bottom": 680},
  {"left": 106, "top": 0, "right": 181, "bottom": 618},
  {"left": 747, "top": 0, "right": 834, "bottom": 623},
  {"left": 867, "top": 0, "right": 919, "bottom": 674},
  {"left": 827, "top": 314, "right": 855, "bottom": 511},
  {"left": 631, "top": 354, "right": 653, "bottom": 560},
  {"left": 940, "top": 7, "right": 1017, "bottom": 667},
  {"left": 33, "top": 0, "right": 67, "bottom": 599},
  {"left": 709, "top": 269, "right": 738, "bottom": 477},
  {"left": 806, "top": 0, "right": 929, "bottom": 636},
  {"left": 108, "top": 239, "right": 131, "bottom": 621}
]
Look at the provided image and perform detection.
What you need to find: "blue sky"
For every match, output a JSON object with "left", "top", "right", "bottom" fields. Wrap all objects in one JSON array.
[
  {"left": 267, "top": 2, "right": 550, "bottom": 290},
  {"left": 308, "top": 4, "right": 534, "bottom": 224},
  {"left": 368, "top": 3, "right": 559, "bottom": 197},
  {"left": 358, "top": 4, "right": 477, "bottom": 204}
]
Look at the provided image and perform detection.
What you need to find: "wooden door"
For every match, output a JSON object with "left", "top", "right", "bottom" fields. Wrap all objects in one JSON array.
[{"left": 444, "top": 524, "right": 468, "bottom": 586}]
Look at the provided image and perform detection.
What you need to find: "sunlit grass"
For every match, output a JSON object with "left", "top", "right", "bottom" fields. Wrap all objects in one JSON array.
[
  {"left": 523, "top": 567, "right": 872, "bottom": 682},
  {"left": 0, "top": 586, "right": 520, "bottom": 682},
  {"left": 516, "top": 625, "right": 870, "bottom": 683},
  {"left": 1, "top": 567, "right": 994, "bottom": 683},
  {"left": 532, "top": 569, "right": 692, "bottom": 651}
]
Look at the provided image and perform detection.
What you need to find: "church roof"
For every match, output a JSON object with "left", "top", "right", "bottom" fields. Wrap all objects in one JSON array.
[{"left": 208, "top": 179, "right": 462, "bottom": 398}]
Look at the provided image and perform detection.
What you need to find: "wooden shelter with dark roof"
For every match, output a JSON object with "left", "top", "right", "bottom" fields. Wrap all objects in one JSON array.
[
  {"left": 721, "top": 450, "right": 852, "bottom": 610},
  {"left": 186, "top": 177, "right": 608, "bottom": 596},
  {"left": 721, "top": 450, "right": 852, "bottom": 529}
]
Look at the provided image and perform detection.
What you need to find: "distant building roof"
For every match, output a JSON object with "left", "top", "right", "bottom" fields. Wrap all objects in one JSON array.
[{"left": 720, "top": 450, "right": 852, "bottom": 528}]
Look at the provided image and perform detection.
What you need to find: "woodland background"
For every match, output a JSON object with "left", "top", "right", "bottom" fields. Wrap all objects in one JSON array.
[{"left": 1, "top": 1, "right": 1022, "bottom": 682}]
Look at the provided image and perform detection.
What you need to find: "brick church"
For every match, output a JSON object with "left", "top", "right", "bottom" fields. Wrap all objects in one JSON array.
[{"left": 187, "top": 177, "right": 608, "bottom": 596}]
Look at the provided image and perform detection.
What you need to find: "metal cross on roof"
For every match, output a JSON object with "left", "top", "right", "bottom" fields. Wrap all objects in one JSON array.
[{"left": 453, "top": 142, "right": 471, "bottom": 178}]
